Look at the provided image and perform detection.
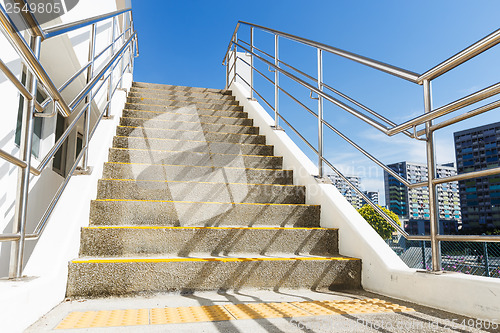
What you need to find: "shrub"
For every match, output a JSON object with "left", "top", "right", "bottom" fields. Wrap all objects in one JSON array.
[{"left": 357, "top": 204, "right": 401, "bottom": 240}]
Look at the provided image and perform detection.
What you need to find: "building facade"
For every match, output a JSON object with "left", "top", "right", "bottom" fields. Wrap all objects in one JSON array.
[
  {"left": 454, "top": 122, "right": 500, "bottom": 233},
  {"left": 384, "top": 162, "right": 461, "bottom": 235},
  {"left": 328, "top": 174, "right": 363, "bottom": 209},
  {"left": 361, "top": 191, "right": 379, "bottom": 206}
]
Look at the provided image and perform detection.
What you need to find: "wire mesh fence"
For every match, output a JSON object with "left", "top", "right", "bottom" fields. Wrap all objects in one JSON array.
[{"left": 387, "top": 235, "right": 500, "bottom": 278}]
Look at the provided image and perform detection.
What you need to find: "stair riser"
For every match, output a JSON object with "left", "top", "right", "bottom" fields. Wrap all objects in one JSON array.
[
  {"left": 127, "top": 96, "right": 238, "bottom": 106},
  {"left": 132, "top": 82, "right": 226, "bottom": 94},
  {"left": 67, "top": 259, "right": 361, "bottom": 297},
  {"left": 125, "top": 103, "right": 243, "bottom": 112},
  {"left": 108, "top": 149, "right": 280, "bottom": 169},
  {"left": 79, "top": 228, "right": 338, "bottom": 257},
  {"left": 122, "top": 110, "right": 251, "bottom": 125},
  {"left": 103, "top": 163, "right": 292, "bottom": 185},
  {"left": 129, "top": 90, "right": 235, "bottom": 101},
  {"left": 116, "top": 127, "right": 266, "bottom": 145},
  {"left": 97, "top": 180, "right": 306, "bottom": 204},
  {"left": 112, "top": 137, "right": 274, "bottom": 156},
  {"left": 120, "top": 118, "right": 259, "bottom": 135},
  {"left": 90, "top": 201, "right": 320, "bottom": 227}
]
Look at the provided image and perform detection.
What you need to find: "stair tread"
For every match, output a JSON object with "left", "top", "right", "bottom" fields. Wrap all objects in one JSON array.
[
  {"left": 104, "top": 161, "right": 288, "bottom": 172},
  {"left": 113, "top": 136, "right": 271, "bottom": 148},
  {"left": 110, "top": 146, "right": 279, "bottom": 158},
  {"left": 117, "top": 125, "right": 262, "bottom": 137},
  {"left": 123, "top": 108, "right": 247, "bottom": 117},
  {"left": 128, "top": 96, "right": 239, "bottom": 105},
  {"left": 121, "top": 116, "right": 255, "bottom": 127}
]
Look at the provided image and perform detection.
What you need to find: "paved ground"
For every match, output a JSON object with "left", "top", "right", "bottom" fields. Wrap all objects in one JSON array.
[{"left": 27, "top": 289, "right": 500, "bottom": 333}]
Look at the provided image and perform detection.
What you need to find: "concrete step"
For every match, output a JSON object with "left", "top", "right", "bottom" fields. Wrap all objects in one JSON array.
[
  {"left": 122, "top": 109, "right": 252, "bottom": 125},
  {"left": 129, "top": 89, "right": 236, "bottom": 101},
  {"left": 116, "top": 126, "right": 266, "bottom": 145},
  {"left": 108, "top": 147, "right": 281, "bottom": 169},
  {"left": 89, "top": 200, "right": 320, "bottom": 227},
  {"left": 125, "top": 102, "right": 243, "bottom": 112},
  {"left": 96, "top": 179, "right": 306, "bottom": 204},
  {"left": 102, "top": 163, "right": 293, "bottom": 185},
  {"left": 127, "top": 96, "right": 238, "bottom": 106},
  {"left": 132, "top": 82, "right": 227, "bottom": 94},
  {"left": 79, "top": 226, "right": 339, "bottom": 257},
  {"left": 119, "top": 117, "right": 259, "bottom": 135},
  {"left": 67, "top": 255, "right": 361, "bottom": 297},
  {"left": 112, "top": 137, "right": 274, "bottom": 156}
]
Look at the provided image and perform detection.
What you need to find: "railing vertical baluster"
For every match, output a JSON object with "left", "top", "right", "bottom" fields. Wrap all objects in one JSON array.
[
  {"left": 423, "top": 79, "right": 442, "bottom": 272},
  {"left": 249, "top": 27, "right": 254, "bottom": 100},
  {"left": 232, "top": 33, "right": 237, "bottom": 85},
  {"left": 9, "top": 35, "right": 41, "bottom": 279},
  {"left": 317, "top": 49, "right": 324, "bottom": 178},
  {"left": 421, "top": 240, "right": 427, "bottom": 269},
  {"left": 105, "top": 17, "right": 116, "bottom": 118},
  {"left": 274, "top": 34, "right": 279, "bottom": 128},
  {"left": 225, "top": 52, "right": 229, "bottom": 89},
  {"left": 81, "top": 23, "right": 97, "bottom": 171},
  {"left": 483, "top": 241, "right": 490, "bottom": 277}
]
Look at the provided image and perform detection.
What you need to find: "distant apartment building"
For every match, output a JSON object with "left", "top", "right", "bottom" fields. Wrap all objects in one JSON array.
[
  {"left": 454, "top": 122, "right": 500, "bottom": 233},
  {"left": 384, "top": 162, "right": 461, "bottom": 235},
  {"left": 361, "top": 191, "right": 379, "bottom": 206},
  {"left": 328, "top": 174, "right": 362, "bottom": 209}
]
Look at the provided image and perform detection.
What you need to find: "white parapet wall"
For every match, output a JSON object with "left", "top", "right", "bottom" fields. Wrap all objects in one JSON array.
[
  {"left": 0, "top": 73, "right": 132, "bottom": 333},
  {"left": 230, "top": 81, "right": 500, "bottom": 320}
]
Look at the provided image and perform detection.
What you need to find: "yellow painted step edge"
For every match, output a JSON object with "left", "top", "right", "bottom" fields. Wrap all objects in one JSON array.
[
  {"left": 93, "top": 198, "right": 318, "bottom": 207},
  {"left": 72, "top": 257, "right": 359, "bottom": 264},
  {"left": 84, "top": 226, "right": 336, "bottom": 231}
]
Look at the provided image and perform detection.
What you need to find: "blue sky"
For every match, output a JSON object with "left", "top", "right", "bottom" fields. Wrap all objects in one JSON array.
[{"left": 132, "top": 0, "right": 500, "bottom": 205}]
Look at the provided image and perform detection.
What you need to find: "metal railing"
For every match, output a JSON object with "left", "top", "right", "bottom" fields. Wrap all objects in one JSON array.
[
  {"left": 0, "top": 3, "right": 138, "bottom": 278},
  {"left": 223, "top": 21, "right": 500, "bottom": 273}
]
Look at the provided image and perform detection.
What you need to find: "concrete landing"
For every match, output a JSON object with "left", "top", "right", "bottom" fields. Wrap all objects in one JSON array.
[{"left": 26, "top": 290, "right": 494, "bottom": 332}]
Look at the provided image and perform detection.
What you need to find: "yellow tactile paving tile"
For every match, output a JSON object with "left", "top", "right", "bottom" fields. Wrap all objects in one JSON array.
[
  {"left": 55, "top": 298, "right": 415, "bottom": 329},
  {"left": 150, "top": 305, "right": 233, "bottom": 324},
  {"left": 55, "top": 309, "right": 149, "bottom": 329},
  {"left": 224, "top": 302, "right": 311, "bottom": 319},
  {"left": 292, "top": 299, "right": 415, "bottom": 316}
]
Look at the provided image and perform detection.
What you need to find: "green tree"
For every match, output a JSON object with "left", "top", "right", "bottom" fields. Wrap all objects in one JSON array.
[{"left": 357, "top": 204, "right": 401, "bottom": 240}]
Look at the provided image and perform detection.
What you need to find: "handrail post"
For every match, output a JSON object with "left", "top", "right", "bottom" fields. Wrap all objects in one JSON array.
[
  {"left": 274, "top": 34, "right": 279, "bottom": 128},
  {"left": 317, "top": 49, "right": 324, "bottom": 178},
  {"left": 81, "top": 23, "right": 97, "bottom": 172},
  {"left": 423, "top": 79, "right": 442, "bottom": 272},
  {"left": 9, "top": 35, "right": 41, "bottom": 279},
  {"left": 249, "top": 27, "right": 254, "bottom": 100},
  {"left": 105, "top": 17, "right": 116, "bottom": 118},
  {"left": 232, "top": 33, "right": 237, "bottom": 85}
]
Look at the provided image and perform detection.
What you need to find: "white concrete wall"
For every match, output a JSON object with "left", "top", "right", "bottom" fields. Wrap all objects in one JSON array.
[{"left": 230, "top": 81, "right": 500, "bottom": 320}]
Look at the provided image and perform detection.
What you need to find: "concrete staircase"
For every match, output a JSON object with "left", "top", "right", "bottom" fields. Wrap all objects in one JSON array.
[{"left": 66, "top": 82, "right": 361, "bottom": 297}]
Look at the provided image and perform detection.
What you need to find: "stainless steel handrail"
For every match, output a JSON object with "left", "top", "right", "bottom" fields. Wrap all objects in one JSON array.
[
  {"left": 43, "top": 8, "right": 131, "bottom": 39},
  {"left": 0, "top": 4, "right": 138, "bottom": 278},
  {"left": 224, "top": 22, "right": 500, "bottom": 273},
  {"left": 235, "top": 21, "right": 421, "bottom": 83}
]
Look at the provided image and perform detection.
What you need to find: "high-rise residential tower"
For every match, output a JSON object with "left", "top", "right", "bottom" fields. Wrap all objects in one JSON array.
[
  {"left": 454, "top": 122, "right": 500, "bottom": 233},
  {"left": 384, "top": 162, "right": 461, "bottom": 235}
]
